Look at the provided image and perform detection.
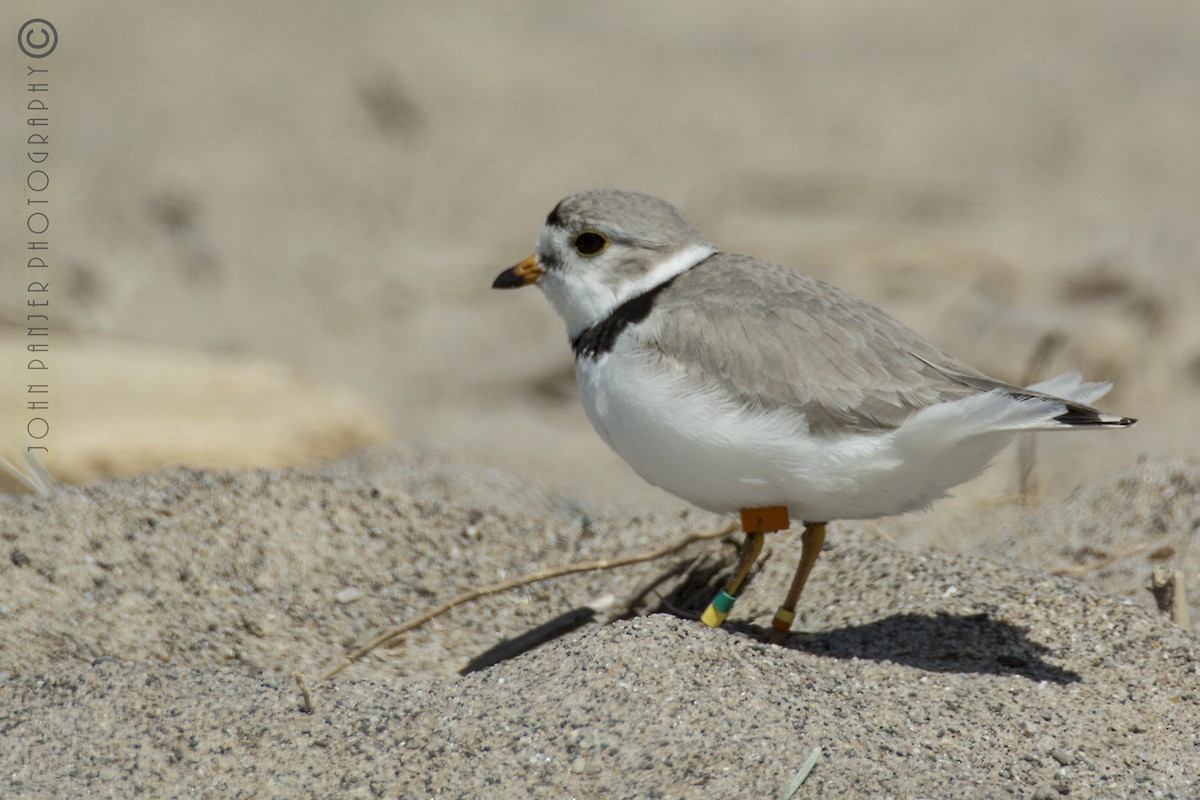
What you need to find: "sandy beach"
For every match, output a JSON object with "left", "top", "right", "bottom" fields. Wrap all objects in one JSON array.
[{"left": 2, "top": 3, "right": 1199, "bottom": 797}]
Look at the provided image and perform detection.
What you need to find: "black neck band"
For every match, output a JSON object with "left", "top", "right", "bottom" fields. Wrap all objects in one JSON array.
[{"left": 570, "top": 275, "right": 679, "bottom": 359}]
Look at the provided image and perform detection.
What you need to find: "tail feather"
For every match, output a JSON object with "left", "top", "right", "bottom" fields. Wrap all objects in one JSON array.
[
  {"left": 1023, "top": 371, "right": 1135, "bottom": 428},
  {"left": 1052, "top": 405, "right": 1136, "bottom": 427},
  {"left": 1025, "top": 371, "right": 1111, "bottom": 405}
]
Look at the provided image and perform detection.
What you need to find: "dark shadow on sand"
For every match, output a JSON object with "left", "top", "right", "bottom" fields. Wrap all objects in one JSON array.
[
  {"left": 730, "top": 612, "right": 1081, "bottom": 684},
  {"left": 460, "top": 546, "right": 1080, "bottom": 684},
  {"left": 636, "top": 547, "right": 1081, "bottom": 684}
]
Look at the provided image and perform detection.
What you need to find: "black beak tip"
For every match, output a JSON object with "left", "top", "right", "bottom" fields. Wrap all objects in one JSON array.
[{"left": 492, "top": 267, "right": 523, "bottom": 289}]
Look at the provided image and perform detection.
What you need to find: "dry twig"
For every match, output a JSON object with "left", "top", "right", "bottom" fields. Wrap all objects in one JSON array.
[
  {"left": 1150, "top": 567, "right": 1191, "bottom": 630},
  {"left": 293, "top": 669, "right": 315, "bottom": 713},
  {"left": 318, "top": 521, "right": 738, "bottom": 680},
  {"left": 1015, "top": 331, "right": 1065, "bottom": 506},
  {"left": 1051, "top": 542, "right": 1148, "bottom": 576}
]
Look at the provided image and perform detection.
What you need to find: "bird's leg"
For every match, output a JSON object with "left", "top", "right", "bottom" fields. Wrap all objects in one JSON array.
[
  {"left": 768, "top": 522, "right": 827, "bottom": 643},
  {"left": 700, "top": 506, "right": 790, "bottom": 627},
  {"left": 699, "top": 532, "right": 764, "bottom": 628}
]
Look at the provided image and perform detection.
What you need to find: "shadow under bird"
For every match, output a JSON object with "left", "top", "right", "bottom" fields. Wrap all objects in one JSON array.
[{"left": 493, "top": 189, "right": 1135, "bottom": 637}]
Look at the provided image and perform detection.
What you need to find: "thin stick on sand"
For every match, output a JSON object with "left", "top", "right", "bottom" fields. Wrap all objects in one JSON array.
[
  {"left": 1050, "top": 542, "right": 1149, "bottom": 576},
  {"left": 293, "top": 670, "right": 315, "bottom": 713},
  {"left": 318, "top": 521, "right": 738, "bottom": 681},
  {"left": 1150, "top": 567, "right": 1191, "bottom": 630}
]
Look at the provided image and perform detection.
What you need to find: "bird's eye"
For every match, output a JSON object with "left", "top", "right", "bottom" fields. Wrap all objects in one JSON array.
[{"left": 573, "top": 231, "right": 608, "bottom": 257}]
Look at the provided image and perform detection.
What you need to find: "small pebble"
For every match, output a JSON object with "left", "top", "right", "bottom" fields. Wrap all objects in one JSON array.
[
  {"left": 335, "top": 587, "right": 363, "bottom": 605},
  {"left": 1050, "top": 747, "right": 1074, "bottom": 766}
]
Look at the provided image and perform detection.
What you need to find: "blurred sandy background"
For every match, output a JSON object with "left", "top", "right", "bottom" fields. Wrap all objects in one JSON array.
[{"left": 1, "top": 2, "right": 1196, "bottom": 518}]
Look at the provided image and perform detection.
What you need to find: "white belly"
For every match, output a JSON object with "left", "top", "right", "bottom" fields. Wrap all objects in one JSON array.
[{"left": 575, "top": 349, "right": 1018, "bottom": 521}]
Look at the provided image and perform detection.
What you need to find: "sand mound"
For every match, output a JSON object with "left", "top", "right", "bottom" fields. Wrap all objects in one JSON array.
[{"left": 2, "top": 453, "right": 1196, "bottom": 797}]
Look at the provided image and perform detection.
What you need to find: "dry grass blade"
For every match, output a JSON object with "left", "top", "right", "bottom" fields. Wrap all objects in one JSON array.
[
  {"left": 1051, "top": 542, "right": 1149, "bottom": 576},
  {"left": 860, "top": 521, "right": 896, "bottom": 545},
  {"left": 317, "top": 521, "right": 738, "bottom": 681},
  {"left": 0, "top": 452, "right": 58, "bottom": 497},
  {"left": 1015, "top": 331, "right": 1065, "bottom": 507},
  {"left": 778, "top": 745, "right": 822, "bottom": 799}
]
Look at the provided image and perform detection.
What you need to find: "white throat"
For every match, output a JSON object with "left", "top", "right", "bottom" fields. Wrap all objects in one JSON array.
[{"left": 540, "top": 243, "right": 716, "bottom": 338}]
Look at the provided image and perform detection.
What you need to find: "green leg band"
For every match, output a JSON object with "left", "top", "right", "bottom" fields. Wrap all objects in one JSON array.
[{"left": 701, "top": 589, "right": 738, "bottom": 627}]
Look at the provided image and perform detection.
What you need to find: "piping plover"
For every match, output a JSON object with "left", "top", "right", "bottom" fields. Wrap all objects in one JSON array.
[{"left": 493, "top": 189, "right": 1135, "bottom": 636}]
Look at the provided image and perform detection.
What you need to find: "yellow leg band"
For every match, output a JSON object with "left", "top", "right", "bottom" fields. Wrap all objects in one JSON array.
[
  {"left": 772, "top": 607, "right": 796, "bottom": 632},
  {"left": 701, "top": 589, "right": 738, "bottom": 627},
  {"left": 701, "top": 605, "right": 729, "bottom": 627}
]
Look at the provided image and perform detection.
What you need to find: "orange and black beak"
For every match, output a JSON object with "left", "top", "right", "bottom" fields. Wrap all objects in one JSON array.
[{"left": 492, "top": 254, "right": 544, "bottom": 289}]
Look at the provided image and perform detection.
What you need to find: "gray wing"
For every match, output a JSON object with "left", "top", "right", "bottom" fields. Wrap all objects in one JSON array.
[{"left": 633, "top": 253, "right": 1023, "bottom": 436}]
